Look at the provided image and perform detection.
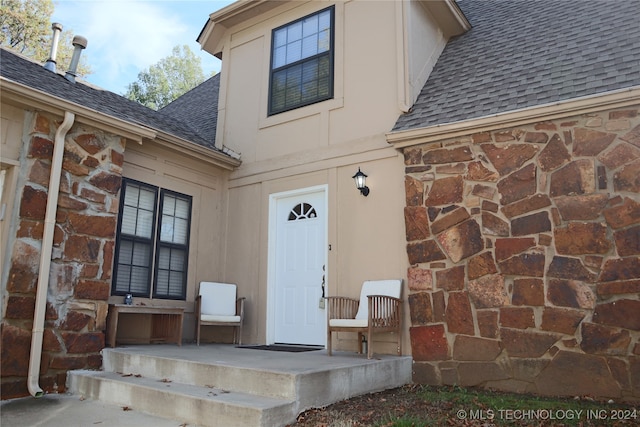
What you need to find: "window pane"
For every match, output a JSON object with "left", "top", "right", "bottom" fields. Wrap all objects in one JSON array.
[
  {"left": 318, "top": 29, "right": 330, "bottom": 52},
  {"left": 285, "top": 65, "right": 302, "bottom": 105},
  {"left": 274, "top": 28, "right": 286, "bottom": 47},
  {"left": 302, "top": 14, "right": 318, "bottom": 37},
  {"left": 170, "top": 249, "right": 185, "bottom": 270},
  {"left": 286, "top": 40, "right": 301, "bottom": 64},
  {"left": 136, "top": 209, "right": 154, "bottom": 237},
  {"left": 132, "top": 242, "right": 150, "bottom": 265},
  {"left": 175, "top": 199, "right": 189, "bottom": 218},
  {"left": 169, "top": 271, "right": 183, "bottom": 296},
  {"left": 319, "top": 10, "right": 331, "bottom": 31},
  {"left": 130, "top": 266, "right": 149, "bottom": 294},
  {"left": 287, "top": 21, "right": 302, "bottom": 43},
  {"left": 123, "top": 186, "right": 139, "bottom": 207},
  {"left": 120, "top": 207, "right": 137, "bottom": 236},
  {"left": 162, "top": 196, "right": 175, "bottom": 216},
  {"left": 115, "top": 265, "right": 131, "bottom": 293},
  {"left": 156, "top": 270, "right": 169, "bottom": 295},
  {"left": 173, "top": 218, "right": 188, "bottom": 244},
  {"left": 138, "top": 188, "right": 155, "bottom": 210},
  {"left": 301, "top": 35, "right": 318, "bottom": 58},
  {"left": 157, "top": 246, "right": 170, "bottom": 267},
  {"left": 271, "top": 71, "right": 286, "bottom": 110},
  {"left": 273, "top": 46, "right": 286, "bottom": 68},
  {"left": 118, "top": 240, "right": 133, "bottom": 264},
  {"left": 160, "top": 216, "right": 174, "bottom": 242}
]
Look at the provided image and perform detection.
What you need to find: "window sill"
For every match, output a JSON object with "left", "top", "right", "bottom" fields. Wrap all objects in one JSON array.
[{"left": 259, "top": 97, "right": 343, "bottom": 130}]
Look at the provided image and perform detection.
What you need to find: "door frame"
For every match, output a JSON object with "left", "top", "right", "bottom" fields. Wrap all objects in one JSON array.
[{"left": 266, "top": 184, "right": 328, "bottom": 345}]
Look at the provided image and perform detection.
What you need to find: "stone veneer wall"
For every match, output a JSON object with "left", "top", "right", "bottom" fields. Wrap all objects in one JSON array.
[
  {"left": 403, "top": 106, "right": 640, "bottom": 401},
  {"left": 1, "top": 112, "right": 124, "bottom": 399}
]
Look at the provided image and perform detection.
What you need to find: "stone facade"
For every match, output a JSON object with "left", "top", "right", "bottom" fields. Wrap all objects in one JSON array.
[
  {"left": 1, "top": 112, "right": 123, "bottom": 399},
  {"left": 403, "top": 107, "right": 640, "bottom": 401}
]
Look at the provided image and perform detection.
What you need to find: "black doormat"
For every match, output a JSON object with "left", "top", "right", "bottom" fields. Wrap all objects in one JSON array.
[{"left": 237, "top": 344, "right": 323, "bottom": 353}]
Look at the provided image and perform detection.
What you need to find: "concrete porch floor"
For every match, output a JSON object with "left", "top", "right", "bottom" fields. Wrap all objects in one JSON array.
[
  {"left": 107, "top": 343, "right": 410, "bottom": 374},
  {"left": 2, "top": 344, "right": 413, "bottom": 427}
]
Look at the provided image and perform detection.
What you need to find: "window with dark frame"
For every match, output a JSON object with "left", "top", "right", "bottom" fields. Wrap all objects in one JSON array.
[
  {"left": 269, "top": 6, "right": 334, "bottom": 115},
  {"left": 112, "top": 179, "right": 192, "bottom": 300}
]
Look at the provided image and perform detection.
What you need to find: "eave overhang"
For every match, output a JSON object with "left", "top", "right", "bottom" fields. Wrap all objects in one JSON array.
[
  {"left": 421, "top": 0, "right": 471, "bottom": 37},
  {"left": 0, "top": 77, "right": 241, "bottom": 170},
  {"left": 387, "top": 86, "right": 640, "bottom": 149},
  {"left": 198, "top": 0, "right": 471, "bottom": 58},
  {"left": 198, "top": 0, "right": 283, "bottom": 59}
]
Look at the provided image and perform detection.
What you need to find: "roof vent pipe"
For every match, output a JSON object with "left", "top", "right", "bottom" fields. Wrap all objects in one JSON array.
[
  {"left": 43, "top": 23, "right": 63, "bottom": 72},
  {"left": 64, "top": 35, "right": 88, "bottom": 83}
]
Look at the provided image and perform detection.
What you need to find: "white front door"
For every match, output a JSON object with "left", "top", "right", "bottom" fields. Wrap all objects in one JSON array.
[{"left": 269, "top": 187, "right": 327, "bottom": 346}]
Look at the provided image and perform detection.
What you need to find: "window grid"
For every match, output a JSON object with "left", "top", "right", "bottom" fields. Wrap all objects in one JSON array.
[{"left": 269, "top": 6, "right": 334, "bottom": 115}]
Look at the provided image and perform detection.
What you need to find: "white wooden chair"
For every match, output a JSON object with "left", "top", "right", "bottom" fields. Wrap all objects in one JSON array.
[
  {"left": 195, "top": 282, "right": 245, "bottom": 345},
  {"left": 326, "top": 279, "right": 403, "bottom": 359}
]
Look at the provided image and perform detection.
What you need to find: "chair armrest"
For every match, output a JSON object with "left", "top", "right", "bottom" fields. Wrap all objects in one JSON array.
[
  {"left": 326, "top": 296, "right": 359, "bottom": 320},
  {"left": 367, "top": 295, "right": 402, "bottom": 327},
  {"left": 236, "top": 297, "right": 246, "bottom": 319}
]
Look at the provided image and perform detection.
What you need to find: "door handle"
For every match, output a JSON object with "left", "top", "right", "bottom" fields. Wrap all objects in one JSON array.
[{"left": 319, "top": 265, "right": 326, "bottom": 309}]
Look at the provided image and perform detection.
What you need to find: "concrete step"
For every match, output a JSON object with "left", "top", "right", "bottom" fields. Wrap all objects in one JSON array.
[
  {"left": 67, "top": 345, "right": 413, "bottom": 427},
  {"left": 101, "top": 347, "right": 298, "bottom": 400},
  {"left": 67, "top": 370, "right": 296, "bottom": 427}
]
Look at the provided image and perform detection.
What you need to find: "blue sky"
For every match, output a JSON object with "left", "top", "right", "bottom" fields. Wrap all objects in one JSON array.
[{"left": 52, "top": 0, "right": 234, "bottom": 95}]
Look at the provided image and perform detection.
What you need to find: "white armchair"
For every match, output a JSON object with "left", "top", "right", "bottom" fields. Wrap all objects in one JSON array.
[
  {"left": 195, "top": 282, "right": 245, "bottom": 345},
  {"left": 326, "top": 279, "right": 403, "bottom": 359}
]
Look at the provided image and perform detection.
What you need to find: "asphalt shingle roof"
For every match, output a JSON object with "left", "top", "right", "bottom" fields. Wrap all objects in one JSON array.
[
  {"left": 393, "top": 0, "right": 640, "bottom": 132},
  {"left": 159, "top": 74, "right": 220, "bottom": 144},
  {"left": 0, "top": 48, "right": 220, "bottom": 151}
]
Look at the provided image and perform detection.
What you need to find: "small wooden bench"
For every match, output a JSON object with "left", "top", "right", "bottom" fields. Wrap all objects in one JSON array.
[{"left": 106, "top": 304, "right": 184, "bottom": 347}]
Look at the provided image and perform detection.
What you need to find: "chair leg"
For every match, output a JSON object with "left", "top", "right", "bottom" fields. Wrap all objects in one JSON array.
[
  {"left": 367, "top": 329, "right": 373, "bottom": 359},
  {"left": 237, "top": 324, "right": 243, "bottom": 346},
  {"left": 196, "top": 320, "right": 201, "bottom": 346},
  {"left": 397, "top": 332, "right": 402, "bottom": 356},
  {"left": 357, "top": 332, "right": 363, "bottom": 354}
]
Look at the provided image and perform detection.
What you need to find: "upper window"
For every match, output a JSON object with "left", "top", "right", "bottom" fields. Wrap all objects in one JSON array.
[
  {"left": 112, "top": 179, "right": 192, "bottom": 300},
  {"left": 269, "top": 6, "right": 334, "bottom": 115}
]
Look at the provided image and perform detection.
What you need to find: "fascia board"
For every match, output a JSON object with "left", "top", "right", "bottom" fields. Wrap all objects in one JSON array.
[
  {"left": 387, "top": 86, "right": 640, "bottom": 148},
  {"left": 422, "top": 0, "right": 471, "bottom": 38}
]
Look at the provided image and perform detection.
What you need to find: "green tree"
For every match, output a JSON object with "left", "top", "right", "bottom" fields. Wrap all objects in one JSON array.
[
  {"left": 125, "top": 45, "right": 209, "bottom": 110},
  {"left": 0, "top": 0, "right": 91, "bottom": 76}
]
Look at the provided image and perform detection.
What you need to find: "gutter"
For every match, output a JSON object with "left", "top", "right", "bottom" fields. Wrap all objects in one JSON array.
[{"left": 28, "top": 111, "right": 75, "bottom": 398}]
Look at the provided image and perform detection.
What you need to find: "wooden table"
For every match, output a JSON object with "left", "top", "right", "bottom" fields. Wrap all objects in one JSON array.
[{"left": 107, "top": 304, "right": 184, "bottom": 347}]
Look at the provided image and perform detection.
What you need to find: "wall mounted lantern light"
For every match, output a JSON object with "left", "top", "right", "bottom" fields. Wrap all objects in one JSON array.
[{"left": 352, "top": 168, "right": 370, "bottom": 196}]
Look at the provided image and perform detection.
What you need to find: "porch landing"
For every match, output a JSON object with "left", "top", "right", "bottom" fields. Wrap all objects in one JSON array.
[{"left": 68, "top": 344, "right": 413, "bottom": 427}]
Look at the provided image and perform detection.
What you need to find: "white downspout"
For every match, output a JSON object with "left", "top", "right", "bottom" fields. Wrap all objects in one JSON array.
[{"left": 27, "top": 111, "right": 75, "bottom": 398}]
